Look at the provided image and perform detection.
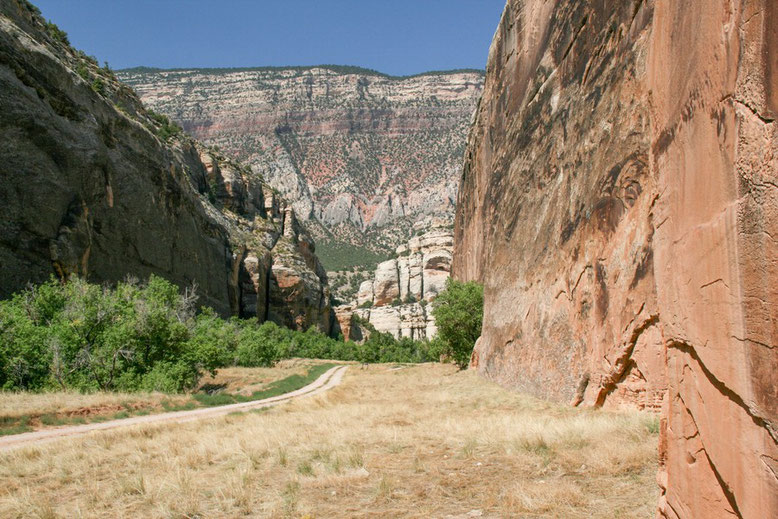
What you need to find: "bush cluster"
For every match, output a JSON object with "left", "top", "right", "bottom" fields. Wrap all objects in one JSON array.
[
  {"left": 147, "top": 109, "right": 182, "bottom": 141},
  {"left": 432, "top": 279, "right": 484, "bottom": 369},
  {"left": 0, "top": 276, "right": 454, "bottom": 393},
  {"left": 0, "top": 276, "right": 206, "bottom": 393},
  {"left": 272, "top": 324, "right": 445, "bottom": 365}
]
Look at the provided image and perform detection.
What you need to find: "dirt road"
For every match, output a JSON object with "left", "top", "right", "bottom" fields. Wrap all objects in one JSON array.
[{"left": 0, "top": 364, "right": 348, "bottom": 452}]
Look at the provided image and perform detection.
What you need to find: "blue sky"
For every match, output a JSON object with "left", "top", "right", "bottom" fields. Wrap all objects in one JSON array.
[{"left": 33, "top": 0, "right": 506, "bottom": 76}]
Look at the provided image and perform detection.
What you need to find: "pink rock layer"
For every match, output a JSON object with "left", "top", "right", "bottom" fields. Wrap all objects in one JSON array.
[{"left": 452, "top": 1, "right": 777, "bottom": 517}]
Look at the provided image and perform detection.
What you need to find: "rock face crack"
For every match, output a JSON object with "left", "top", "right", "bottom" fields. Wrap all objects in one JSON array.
[
  {"left": 678, "top": 393, "right": 742, "bottom": 518},
  {"left": 594, "top": 314, "right": 659, "bottom": 406},
  {"left": 670, "top": 341, "right": 778, "bottom": 445},
  {"left": 731, "top": 96, "right": 775, "bottom": 124}
]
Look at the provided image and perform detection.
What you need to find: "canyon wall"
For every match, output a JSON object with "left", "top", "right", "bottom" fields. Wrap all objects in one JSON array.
[
  {"left": 0, "top": 1, "right": 331, "bottom": 332},
  {"left": 118, "top": 66, "right": 483, "bottom": 263},
  {"left": 335, "top": 219, "right": 452, "bottom": 341},
  {"left": 453, "top": 0, "right": 776, "bottom": 517}
]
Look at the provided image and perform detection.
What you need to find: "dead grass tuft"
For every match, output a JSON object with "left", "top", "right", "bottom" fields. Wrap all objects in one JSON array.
[{"left": 0, "top": 363, "right": 658, "bottom": 518}]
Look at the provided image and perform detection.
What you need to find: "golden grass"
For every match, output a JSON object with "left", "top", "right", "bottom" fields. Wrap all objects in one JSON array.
[
  {"left": 0, "top": 359, "right": 330, "bottom": 426},
  {"left": 200, "top": 359, "right": 334, "bottom": 395},
  {"left": 0, "top": 363, "right": 659, "bottom": 518},
  {"left": 0, "top": 389, "right": 184, "bottom": 422}
]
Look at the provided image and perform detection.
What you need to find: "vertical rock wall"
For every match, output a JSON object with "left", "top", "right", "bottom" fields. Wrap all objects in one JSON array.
[
  {"left": 334, "top": 220, "right": 453, "bottom": 341},
  {"left": 649, "top": 1, "right": 777, "bottom": 516},
  {"left": 453, "top": 0, "right": 777, "bottom": 516},
  {"left": 0, "top": 1, "right": 332, "bottom": 334}
]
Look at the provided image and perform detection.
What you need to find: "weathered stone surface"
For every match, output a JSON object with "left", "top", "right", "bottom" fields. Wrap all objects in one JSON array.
[
  {"left": 333, "top": 304, "right": 364, "bottom": 342},
  {"left": 453, "top": 0, "right": 777, "bottom": 517},
  {"left": 118, "top": 66, "right": 482, "bottom": 257},
  {"left": 338, "top": 220, "right": 453, "bottom": 340},
  {"left": 0, "top": 1, "right": 332, "bottom": 334},
  {"left": 367, "top": 306, "right": 402, "bottom": 338},
  {"left": 372, "top": 259, "right": 399, "bottom": 307},
  {"left": 356, "top": 280, "right": 374, "bottom": 307},
  {"left": 649, "top": 2, "right": 778, "bottom": 517}
]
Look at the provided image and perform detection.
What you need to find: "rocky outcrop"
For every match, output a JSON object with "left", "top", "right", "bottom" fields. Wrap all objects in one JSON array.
[
  {"left": 453, "top": 1, "right": 777, "bottom": 517},
  {"left": 0, "top": 1, "right": 331, "bottom": 333},
  {"left": 336, "top": 219, "right": 453, "bottom": 340},
  {"left": 117, "top": 66, "right": 483, "bottom": 262}
]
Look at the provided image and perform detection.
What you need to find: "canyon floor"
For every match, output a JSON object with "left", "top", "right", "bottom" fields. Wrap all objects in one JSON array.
[{"left": 0, "top": 364, "right": 659, "bottom": 518}]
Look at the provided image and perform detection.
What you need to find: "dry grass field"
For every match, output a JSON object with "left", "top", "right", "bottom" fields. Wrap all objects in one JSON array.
[
  {"left": 0, "top": 363, "right": 659, "bottom": 518},
  {"left": 0, "top": 360, "right": 330, "bottom": 435}
]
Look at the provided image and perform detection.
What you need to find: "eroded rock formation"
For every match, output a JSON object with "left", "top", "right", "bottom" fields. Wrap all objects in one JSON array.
[
  {"left": 335, "top": 219, "right": 452, "bottom": 340},
  {"left": 453, "top": 0, "right": 777, "bottom": 517},
  {"left": 0, "top": 1, "right": 331, "bottom": 333},
  {"left": 118, "top": 66, "right": 483, "bottom": 258}
]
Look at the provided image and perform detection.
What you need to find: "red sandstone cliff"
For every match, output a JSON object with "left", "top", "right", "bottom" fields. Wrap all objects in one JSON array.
[{"left": 453, "top": 1, "right": 777, "bottom": 517}]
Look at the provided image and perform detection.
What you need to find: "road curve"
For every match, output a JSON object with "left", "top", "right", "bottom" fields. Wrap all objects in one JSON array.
[{"left": 0, "top": 365, "right": 348, "bottom": 453}]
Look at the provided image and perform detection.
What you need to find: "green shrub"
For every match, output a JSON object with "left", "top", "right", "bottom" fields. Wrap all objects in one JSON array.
[
  {"left": 44, "top": 20, "right": 69, "bottom": 44},
  {"left": 234, "top": 321, "right": 280, "bottom": 367},
  {"left": 91, "top": 77, "right": 105, "bottom": 95},
  {"left": 147, "top": 109, "right": 182, "bottom": 141},
  {"left": 76, "top": 63, "right": 89, "bottom": 81},
  {"left": 140, "top": 361, "right": 200, "bottom": 393},
  {"left": 432, "top": 279, "right": 484, "bottom": 369},
  {"left": 0, "top": 276, "right": 216, "bottom": 393}
]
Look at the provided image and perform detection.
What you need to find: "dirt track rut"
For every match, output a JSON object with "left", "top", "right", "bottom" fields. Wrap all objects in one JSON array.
[{"left": 0, "top": 365, "right": 348, "bottom": 452}]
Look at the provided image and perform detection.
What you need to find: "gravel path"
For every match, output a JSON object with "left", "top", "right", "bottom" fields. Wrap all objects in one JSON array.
[{"left": 0, "top": 365, "right": 348, "bottom": 453}]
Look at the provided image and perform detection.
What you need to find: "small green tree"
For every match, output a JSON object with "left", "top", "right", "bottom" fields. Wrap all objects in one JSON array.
[{"left": 432, "top": 279, "right": 483, "bottom": 369}]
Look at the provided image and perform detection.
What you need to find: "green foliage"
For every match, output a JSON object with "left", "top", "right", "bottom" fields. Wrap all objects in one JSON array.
[
  {"left": 0, "top": 275, "right": 480, "bottom": 396},
  {"left": 316, "top": 240, "right": 387, "bottom": 271},
  {"left": 0, "top": 276, "right": 217, "bottom": 393},
  {"left": 432, "top": 279, "right": 484, "bottom": 369},
  {"left": 75, "top": 63, "right": 89, "bottom": 81},
  {"left": 90, "top": 77, "right": 105, "bottom": 95},
  {"left": 358, "top": 300, "right": 373, "bottom": 309},
  {"left": 44, "top": 20, "right": 69, "bottom": 45},
  {"left": 234, "top": 321, "right": 284, "bottom": 367},
  {"left": 147, "top": 109, "right": 182, "bottom": 141}
]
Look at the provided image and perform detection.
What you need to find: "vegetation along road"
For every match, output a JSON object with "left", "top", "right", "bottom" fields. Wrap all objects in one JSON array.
[{"left": 0, "top": 365, "right": 348, "bottom": 452}]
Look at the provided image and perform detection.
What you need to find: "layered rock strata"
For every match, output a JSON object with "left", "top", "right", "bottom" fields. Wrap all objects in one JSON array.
[
  {"left": 0, "top": 1, "right": 331, "bottom": 333},
  {"left": 453, "top": 1, "right": 777, "bottom": 517},
  {"left": 118, "top": 66, "right": 483, "bottom": 256},
  {"left": 335, "top": 220, "right": 452, "bottom": 340}
]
